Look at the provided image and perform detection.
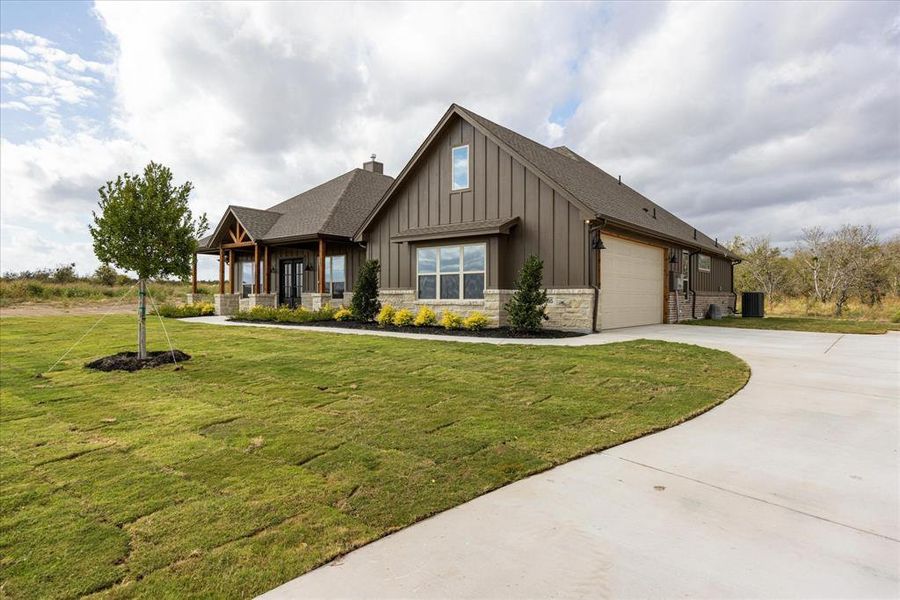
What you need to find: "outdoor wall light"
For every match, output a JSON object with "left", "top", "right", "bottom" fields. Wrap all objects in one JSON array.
[{"left": 591, "top": 230, "right": 605, "bottom": 250}]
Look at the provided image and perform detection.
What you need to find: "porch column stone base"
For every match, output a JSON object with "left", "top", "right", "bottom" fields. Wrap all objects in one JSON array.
[
  {"left": 214, "top": 293, "right": 240, "bottom": 316},
  {"left": 185, "top": 293, "right": 212, "bottom": 305},
  {"left": 302, "top": 293, "right": 332, "bottom": 311},
  {"left": 246, "top": 294, "right": 277, "bottom": 309}
]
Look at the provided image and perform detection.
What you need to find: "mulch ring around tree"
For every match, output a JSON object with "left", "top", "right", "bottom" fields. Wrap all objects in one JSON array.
[
  {"left": 85, "top": 350, "right": 191, "bottom": 372},
  {"left": 241, "top": 319, "right": 586, "bottom": 339}
]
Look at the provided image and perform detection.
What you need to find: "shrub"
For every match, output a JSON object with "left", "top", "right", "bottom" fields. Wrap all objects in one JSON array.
[
  {"left": 414, "top": 306, "right": 437, "bottom": 326},
  {"left": 317, "top": 304, "right": 337, "bottom": 320},
  {"left": 440, "top": 310, "right": 464, "bottom": 329},
  {"left": 351, "top": 259, "right": 381, "bottom": 321},
  {"left": 52, "top": 263, "right": 77, "bottom": 284},
  {"left": 375, "top": 304, "right": 396, "bottom": 326},
  {"left": 334, "top": 307, "right": 353, "bottom": 321},
  {"left": 94, "top": 264, "right": 118, "bottom": 286},
  {"left": 392, "top": 308, "right": 414, "bottom": 327},
  {"left": 158, "top": 302, "right": 214, "bottom": 318},
  {"left": 231, "top": 305, "right": 335, "bottom": 324},
  {"left": 892, "top": 310, "right": 900, "bottom": 324},
  {"left": 463, "top": 311, "right": 489, "bottom": 331},
  {"left": 505, "top": 254, "right": 549, "bottom": 332}
]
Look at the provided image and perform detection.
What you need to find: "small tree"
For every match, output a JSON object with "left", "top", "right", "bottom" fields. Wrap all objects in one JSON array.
[
  {"left": 505, "top": 255, "right": 549, "bottom": 332},
  {"left": 350, "top": 259, "right": 381, "bottom": 322},
  {"left": 90, "top": 162, "right": 208, "bottom": 358},
  {"left": 94, "top": 264, "right": 118, "bottom": 286},
  {"left": 52, "top": 263, "right": 77, "bottom": 283}
]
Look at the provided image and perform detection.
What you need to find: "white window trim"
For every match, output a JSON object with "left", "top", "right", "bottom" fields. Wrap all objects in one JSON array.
[
  {"left": 698, "top": 254, "right": 711, "bottom": 273},
  {"left": 416, "top": 242, "right": 486, "bottom": 300},
  {"left": 324, "top": 255, "right": 346, "bottom": 298},
  {"left": 451, "top": 144, "right": 470, "bottom": 191}
]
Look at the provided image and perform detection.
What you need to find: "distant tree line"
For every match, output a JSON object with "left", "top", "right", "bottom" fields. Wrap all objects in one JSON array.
[
  {"left": 727, "top": 225, "right": 900, "bottom": 316},
  {"left": 1, "top": 263, "right": 133, "bottom": 287}
]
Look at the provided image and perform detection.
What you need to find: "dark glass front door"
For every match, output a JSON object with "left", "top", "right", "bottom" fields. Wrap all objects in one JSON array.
[{"left": 279, "top": 260, "right": 303, "bottom": 308}]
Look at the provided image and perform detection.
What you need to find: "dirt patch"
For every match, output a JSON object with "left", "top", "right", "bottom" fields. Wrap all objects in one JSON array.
[
  {"left": 0, "top": 302, "right": 135, "bottom": 317},
  {"left": 85, "top": 350, "right": 191, "bottom": 372}
]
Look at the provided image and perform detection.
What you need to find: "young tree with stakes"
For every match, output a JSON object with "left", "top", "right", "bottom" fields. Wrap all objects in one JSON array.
[{"left": 90, "top": 162, "right": 208, "bottom": 359}]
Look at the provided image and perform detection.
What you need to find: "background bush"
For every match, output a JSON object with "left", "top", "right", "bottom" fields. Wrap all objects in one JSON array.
[
  {"left": 463, "top": 311, "right": 489, "bottom": 331},
  {"left": 440, "top": 311, "right": 464, "bottom": 329},
  {"left": 158, "top": 302, "right": 214, "bottom": 318},
  {"left": 375, "top": 304, "right": 395, "bottom": 326},
  {"left": 351, "top": 259, "right": 381, "bottom": 322},
  {"left": 392, "top": 308, "right": 414, "bottom": 326}
]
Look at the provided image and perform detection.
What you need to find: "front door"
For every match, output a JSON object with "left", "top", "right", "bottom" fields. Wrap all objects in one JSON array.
[{"left": 279, "top": 259, "right": 303, "bottom": 308}]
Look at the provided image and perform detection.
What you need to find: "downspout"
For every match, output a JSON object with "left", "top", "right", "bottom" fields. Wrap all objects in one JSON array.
[
  {"left": 688, "top": 250, "right": 701, "bottom": 319},
  {"left": 588, "top": 219, "right": 606, "bottom": 332}
]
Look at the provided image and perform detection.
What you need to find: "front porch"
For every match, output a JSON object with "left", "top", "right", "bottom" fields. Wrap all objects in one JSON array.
[{"left": 194, "top": 220, "right": 357, "bottom": 315}]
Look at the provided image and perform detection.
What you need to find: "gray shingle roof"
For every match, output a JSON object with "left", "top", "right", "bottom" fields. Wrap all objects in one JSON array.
[
  {"left": 202, "top": 168, "right": 393, "bottom": 248},
  {"left": 455, "top": 105, "right": 731, "bottom": 257},
  {"left": 264, "top": 168, "right": 393, "bottom": 241}
]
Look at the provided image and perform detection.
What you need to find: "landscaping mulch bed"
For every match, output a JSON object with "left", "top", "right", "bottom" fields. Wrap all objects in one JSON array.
[
  {"left": 230, "top": 318, "right": 585, "bottom": 338},
  {"left": 85, "top": 350, "right": 191, "bottom": 372}
]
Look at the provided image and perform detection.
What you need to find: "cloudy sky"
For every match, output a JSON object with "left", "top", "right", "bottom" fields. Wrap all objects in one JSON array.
[{"left": 1, "top": 1, "right": 898, "bottom": 279}]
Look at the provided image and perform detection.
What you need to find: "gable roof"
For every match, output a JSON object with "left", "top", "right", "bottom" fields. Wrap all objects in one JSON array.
[
  {"left": 199, "top": 168, "right": 393, "bottom": 250},
  {"left": 355, "top": 104, "right": 732, "bottom": 258}
]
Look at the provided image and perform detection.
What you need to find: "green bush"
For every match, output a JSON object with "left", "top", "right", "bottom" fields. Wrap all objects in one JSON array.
[
  {"left": 392, "top": 308, "right": 414, "bottom": 327},
  {"left": 505, "top": 254, "right": 549, "bottom": 332},
  {"left": 375, "top": 304, "right": 396, "bottom": 326},
  {"left": 414, "top": 306, "right": 437, "bottom": 326},
  {"left": 232, "top": 305, "right": 336, "bottom": 324},
  {"left": 463, "top": 311, "right": 489, "bottom": 331},
  {"left": 94, "top": 264, "right": 118, "bottom": 286},
  {"left": 440, "top": 311, "right": 464, "bottom": 330},
  {"left": 892, "top": 310, "right": 900, "bottom": 324},
  {"left": 351, "top": 259, "right": 381, "bottom": 322},
  {"left": 158, "top": 302, "right": 214, "bottom": 318}
]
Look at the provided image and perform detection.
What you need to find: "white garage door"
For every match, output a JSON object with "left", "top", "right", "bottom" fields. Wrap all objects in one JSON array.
[{"left": 600, "top": 236, "right": 664, "bottom": 330}]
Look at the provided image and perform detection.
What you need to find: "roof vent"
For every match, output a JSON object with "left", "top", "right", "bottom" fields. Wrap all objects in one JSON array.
[
  {"left": 653, "top": 207, "right": 657, "bottom": 219},
  {"left": 363, "top": 154, "right": 383, "bottom": 174},
  {"left": 693, "top": 228, "right": 697, "bottom": 240},
  {"left": 618, "top": 175, "right": 622, "bottom": 185}
]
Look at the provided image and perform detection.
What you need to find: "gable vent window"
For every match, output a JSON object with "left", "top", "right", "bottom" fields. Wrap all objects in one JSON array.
[
  {"left": 417, "top": 243, "right": 485, "bottom": 300},
  {"left": 451, "top": 145, "right": 470, "bottom": 191}
]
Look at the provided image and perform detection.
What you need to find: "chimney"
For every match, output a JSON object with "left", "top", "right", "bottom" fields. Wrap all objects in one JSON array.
[{"left": 363, "top": 153, "right": 383, "bottom": 174}]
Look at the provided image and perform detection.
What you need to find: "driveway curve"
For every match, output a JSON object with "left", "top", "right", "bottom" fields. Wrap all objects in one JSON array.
[{"left": 244, "top": 324, "right": 900, "bottom": 599}]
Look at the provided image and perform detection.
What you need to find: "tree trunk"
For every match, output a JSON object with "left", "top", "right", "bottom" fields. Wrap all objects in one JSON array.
[{"left": 138, "top": 278, "right": 147, "bottom": 359}]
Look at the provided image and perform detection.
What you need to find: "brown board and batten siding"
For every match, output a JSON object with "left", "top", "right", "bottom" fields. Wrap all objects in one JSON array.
[
  {"left": 365, "top": 114, "right": 592, "bottom": 290},
  {"left": 692, "top": 253, "right": 733, "bottom": 293}
]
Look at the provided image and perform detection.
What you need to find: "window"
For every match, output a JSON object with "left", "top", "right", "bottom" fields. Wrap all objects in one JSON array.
[
  {"left": 324, "top": 255, "right": 346, "bottom": 298},
  {"left": 451, "top": 145, "right": 469, "bottom": 191},
  {"left": 681, "top": 250, "right": 690, "bottom": 294},
  {"left": 698, "top": 254, "right": 711, "bottom": 272},
  {"left": 241, "top": 261, "right": 253, "bottom": 298},
  {"left": 417, "top": 243, "right": 485, "bottom": 300}
]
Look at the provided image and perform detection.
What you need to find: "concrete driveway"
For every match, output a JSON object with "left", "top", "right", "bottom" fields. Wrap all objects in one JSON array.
[{"left": 257, "top": 325, "right": 900, "bottom": 599}]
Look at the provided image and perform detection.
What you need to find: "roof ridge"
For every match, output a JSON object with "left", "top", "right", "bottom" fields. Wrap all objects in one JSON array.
[{"left": 319, "top": 169, "right": 365, "bottom": 234}]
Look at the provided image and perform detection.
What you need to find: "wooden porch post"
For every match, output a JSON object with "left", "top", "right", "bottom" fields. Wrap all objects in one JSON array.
[
  {"left": 253, "top": 243, "right": 260, "bottom": 294},
  {"left": 264, "top": 245, "right": 270, "bottom": 294},
  {"left": 218, "top": 247, "right": 225, "bottom": 294},
  {"left": 229, "top": 249, "right": 235, "bottom": 294},
  {"left": 317, "top": 238, "right": 326, "bottom": 294},
  {"left": 192, "top": 253, "right": 198, "bottom": 293}
]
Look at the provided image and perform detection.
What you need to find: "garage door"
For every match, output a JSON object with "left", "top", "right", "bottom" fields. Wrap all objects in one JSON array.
[{"left": 600, "top": 236, "right": 664, "bottom": 329}]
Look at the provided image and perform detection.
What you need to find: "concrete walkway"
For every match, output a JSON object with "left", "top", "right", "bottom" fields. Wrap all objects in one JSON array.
[{"left": 185, "top": 318, "right": 900, "bottom": 598}]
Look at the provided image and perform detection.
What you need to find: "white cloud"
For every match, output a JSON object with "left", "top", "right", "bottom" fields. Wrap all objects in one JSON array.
[{"left": 1, "top": 1, "right": 898, "bottom": 278}]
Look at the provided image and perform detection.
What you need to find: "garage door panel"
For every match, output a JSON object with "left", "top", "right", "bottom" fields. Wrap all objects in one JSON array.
[{"left": 600, "top": 236, "right": 664, "bottom": 330}]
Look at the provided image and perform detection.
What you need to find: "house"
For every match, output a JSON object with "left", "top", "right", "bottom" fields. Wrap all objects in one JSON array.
[{"left": 193, "top": 104, "right": 737, "bottom": 331}]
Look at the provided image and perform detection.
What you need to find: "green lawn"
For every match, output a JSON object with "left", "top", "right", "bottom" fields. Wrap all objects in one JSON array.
[
  {"left": 683, "top": 315, "right": 900, "bottom": 334},
  {"left": 0, "top": 316, "right": 748, "bottom": 599}
]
